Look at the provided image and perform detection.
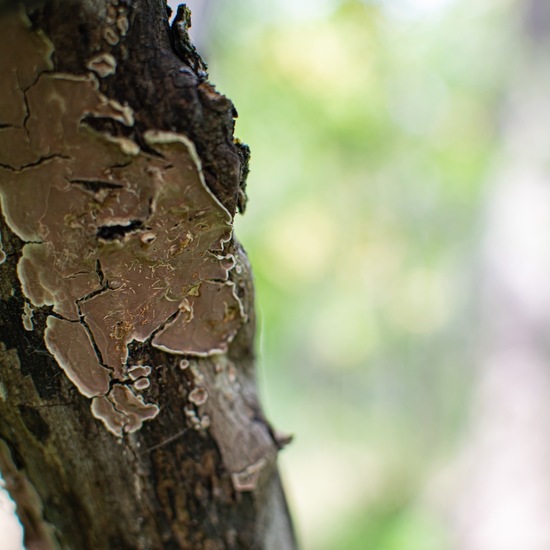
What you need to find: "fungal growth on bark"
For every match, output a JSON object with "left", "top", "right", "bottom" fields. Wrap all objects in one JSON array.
[
  {"left": 0, "top": 9, "right": 245, "bottom": 436},
  {"left": 0, "top": 3, "right": 296, "bottom": 547}
]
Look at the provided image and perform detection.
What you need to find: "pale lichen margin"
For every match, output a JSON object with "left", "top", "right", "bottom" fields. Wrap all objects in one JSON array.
[{"left": 0, "top": 232, "right": 5, "bottom": 265}]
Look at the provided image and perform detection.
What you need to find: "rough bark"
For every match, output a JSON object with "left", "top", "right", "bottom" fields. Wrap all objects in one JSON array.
[{"left": 0, "top": 2, "right": 295, "bottom": 549}]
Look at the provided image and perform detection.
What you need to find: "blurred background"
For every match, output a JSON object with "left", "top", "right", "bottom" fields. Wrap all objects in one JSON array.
[
  {"left": 5, "top": 0, "right": 550, "bottom": 548},
  {"left": 177, "top": 0, "right": 550, "bottom": 548}
]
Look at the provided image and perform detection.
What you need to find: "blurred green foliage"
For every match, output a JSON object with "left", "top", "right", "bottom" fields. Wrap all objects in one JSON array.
[{"left": 194, "top": 0, "right": 513, "bottom": 547}]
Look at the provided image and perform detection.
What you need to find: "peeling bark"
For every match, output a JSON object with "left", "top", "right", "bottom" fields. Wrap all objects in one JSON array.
[{"left": 0, "top": 2, "right": 295, "bottom": 548}]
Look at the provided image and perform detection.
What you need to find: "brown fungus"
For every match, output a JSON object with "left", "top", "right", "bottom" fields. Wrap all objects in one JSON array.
[
  {"left": 151, "top": 282, "right": 244, "bottom": 356},
  {"left": 91, "top": 386, "right": 159, "bottom": 436},
  {"left": 127, "top": 365, "right": 152, "bottom": 381},
  {"left": 0, "top": 9, "right": 53, "bottom": 129},
  {"left": 108, "top": 385, "right": 160, "bottom": 433},
  {"left": 86, "top": 53, "right": 117, "bottom": 78},
  {"left": 103, "top": 26, "right": 119, "bottom": 46},
  {"left": 44, "top": 317, "right": 111, "bottom": 399},
  {"left": 91, "top": 395, "right": 127, "bottom": 437},
  {"left": 179, "top": 359, "right": 190, "bottom": 370},
  {"left": 116, "top": 14, "right": 129, "bottom": 36},
  {"left": 188, "top": 387, "right": 208, "bottom": 406},
  {"left": 231, "top": 458, "right": 268, "bottom": 493},
  {"left": 133, "top": 378, "right": 150, "bottom": 391},
  {"left": 0, "top": 14, "right": 245, "bottom": 437}
]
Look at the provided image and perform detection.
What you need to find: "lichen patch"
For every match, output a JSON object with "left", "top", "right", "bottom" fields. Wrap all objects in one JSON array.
[
  {"left": 91, "top": 395, "right": 127, "bottom": 437},
  {"left": 86, "top": 53, "right": 117, "bottom": 78},
  {"left": 18, "top": 241, "right": 101, "bottom": 321},
  {"left": 133, "top": 378, "right": 150, "bottom": 391},
  {"left": 0, "top": 12, "right": 245, "bottom": 437},
  {"left": 44, "top": 317, "right": 111, "bottom": 399},
  {"left": 127, "top": 365, "right": 152, "bottom": 381},
  {"left": 108, "top": 385, "right": 160, "bottom": 433},
  {"left": 0, "top": 8, "right": 53, "bottom": 128},
  {"left": 232, "top": 458, "right": 268, "bottom": 492},
  {"left": 102, "top": 0, "right": 129, "bottom": 46},
  {"left": 188, "top": 387, "right": 208, "bottom": 406},
  {"left": 152, "top": 282, "right": 244, "bottom": 356}
]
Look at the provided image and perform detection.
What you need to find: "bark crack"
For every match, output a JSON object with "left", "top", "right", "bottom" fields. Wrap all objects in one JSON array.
[
  {"left": 0, "top": 154, "right": 69, "bottom": 173},
  {"left": 141, "top": 428, "right": 190, "bottom": 454},
  {"left": 69, "top": 179, "right": 124, "bottom": 192},
  {"left": 96, "top": 220, "right": 144, "bottom": 240}
]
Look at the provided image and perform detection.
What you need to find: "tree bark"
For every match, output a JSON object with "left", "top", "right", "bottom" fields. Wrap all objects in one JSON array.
[{"left": 0, "top": 2, "right": 295, "bottom": 549}]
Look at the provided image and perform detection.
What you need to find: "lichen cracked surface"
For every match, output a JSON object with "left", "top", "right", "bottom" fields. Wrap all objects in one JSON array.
[{"left": 0, "top": 12, "right": 245, "bottom": 436}]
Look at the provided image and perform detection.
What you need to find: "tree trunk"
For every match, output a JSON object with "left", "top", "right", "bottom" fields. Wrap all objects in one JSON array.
[{"left": 0, "top": 2, "right": 295, "bottom": 549}]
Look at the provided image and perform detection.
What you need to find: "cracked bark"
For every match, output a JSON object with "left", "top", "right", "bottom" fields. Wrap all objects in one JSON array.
[{"left": 0, "top": 1, "right": 296, "bottom": 549}]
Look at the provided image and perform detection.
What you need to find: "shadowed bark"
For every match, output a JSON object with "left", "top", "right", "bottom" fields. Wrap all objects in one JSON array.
[{"left": 0, "top": 1, "right": 295, "bottom": 549}]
